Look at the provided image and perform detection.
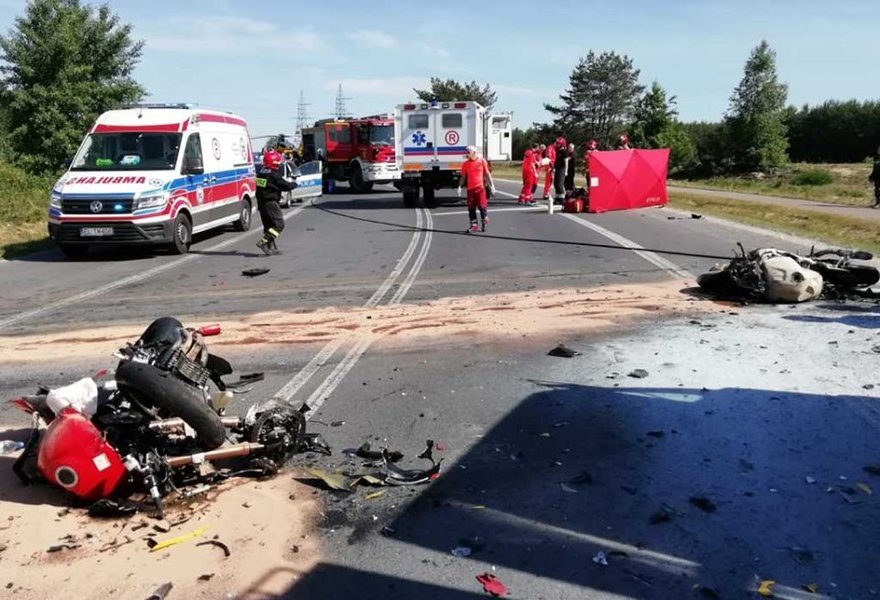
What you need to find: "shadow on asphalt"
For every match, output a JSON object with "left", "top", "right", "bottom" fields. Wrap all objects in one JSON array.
[
  {"left": 784, "top": 312, "right": 880, "bottom": 329},
  {"left": 281, "top": 383, "right": 880, "bottom": 599}
]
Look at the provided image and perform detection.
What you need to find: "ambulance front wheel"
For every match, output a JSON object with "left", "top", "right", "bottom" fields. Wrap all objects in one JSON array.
[{"left": 168, "top": 213, "right": 192, "bottom": 255}]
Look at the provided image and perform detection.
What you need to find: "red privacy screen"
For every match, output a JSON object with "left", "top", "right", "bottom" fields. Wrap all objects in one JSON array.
[{"left": 587, "top": 149, "right": 669, "bottom": 213}]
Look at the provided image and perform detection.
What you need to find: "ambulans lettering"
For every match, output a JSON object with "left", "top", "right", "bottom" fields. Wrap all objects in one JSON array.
[{"left": 66, "top": 176, "right": 147, "bottom": 185}]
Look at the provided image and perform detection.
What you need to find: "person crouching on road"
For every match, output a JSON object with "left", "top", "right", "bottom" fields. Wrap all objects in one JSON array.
[
  {"left": 255, "top": 150, "right": 297, "bottom": 255},
  {"left": 870, "top": 146, "right": 880, "bottom": 209},
  {"left": 519, "top": 145, "right": 538, "bottom": 205},
  {"left": 459, "top": 145, "right": 496, "bottom": 232}
]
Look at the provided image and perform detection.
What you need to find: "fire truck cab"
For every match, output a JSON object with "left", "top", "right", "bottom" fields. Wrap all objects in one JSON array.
[
  {"left": 301, "top": 115, "right": 400, "bottom": 193},
  {"left": 394, "top": 100, "right": 512, "bottom": 208}
]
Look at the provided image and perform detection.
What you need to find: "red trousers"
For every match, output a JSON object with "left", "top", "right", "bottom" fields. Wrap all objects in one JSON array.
[
  {"left": 542, "top": 166, "right": 554, "bottom": 198},
  {"left": 519, "top": 175, "right": 536, "bottom": 203},
  {"left": 466, "top": 186, "right": 487, "bottom": 210}
]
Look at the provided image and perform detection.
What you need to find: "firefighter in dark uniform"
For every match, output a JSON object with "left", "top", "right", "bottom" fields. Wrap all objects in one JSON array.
[
  {"left": 255, "top": 150, "right": 296, "bottom": 255},
  {"left": 870, "top": 146, "right": 880, "bottom": 209}
]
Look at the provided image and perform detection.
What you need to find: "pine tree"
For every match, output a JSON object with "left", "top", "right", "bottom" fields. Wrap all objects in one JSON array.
[
  {"left": 413, "top": 78, "right": 497, "bottom": 111},
  {"left": 545, "top": 51, "right": 644, "bottom": 147},
  {"left": 0, "top": 0, "right": 145, "bottom": 172},
  {"left": 726, "top": 40, "right": 788, "bottom": 170}
]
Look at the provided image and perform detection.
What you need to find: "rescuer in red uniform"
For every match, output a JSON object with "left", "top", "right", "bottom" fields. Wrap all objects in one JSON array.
[
  {"left": 459, "top": 145, "right": 496, "bottom": 232},
  {"left": 519, "top": 145, "right": 538, "bottom": 205},
  {"left": 542, "top": 141, "right": 556, "bottom": 200}
]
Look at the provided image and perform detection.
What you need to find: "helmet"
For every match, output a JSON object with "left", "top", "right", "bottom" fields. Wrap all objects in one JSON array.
[{"left": 262, "top": 150, "right": 282, "bottom": 170}]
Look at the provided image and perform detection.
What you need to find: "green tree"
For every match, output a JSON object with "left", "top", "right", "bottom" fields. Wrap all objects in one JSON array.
[
  {"left": 629, "top": 82, "right": 677, "bottom": 148},
  {"left": 726, "top": 40, "right": 788, "bottom": 170},
  {"left": 0, "top": 0, "right": 145, "bottom": 173},
  {"left": 413, "top": 77, "right": 497, "bottom": 111},
  {"left": 545, "top": 50, "right": 644, "bottom": 147}
]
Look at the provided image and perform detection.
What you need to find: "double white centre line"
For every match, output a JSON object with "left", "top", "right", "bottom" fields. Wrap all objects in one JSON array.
[{"left": 273, "top": 207, "right": 434, "bottom": 416}]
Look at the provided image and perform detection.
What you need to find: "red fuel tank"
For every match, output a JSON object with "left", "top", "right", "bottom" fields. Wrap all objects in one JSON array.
[{"left": 37, "top": 408, "right": 127, "bottom": 502}]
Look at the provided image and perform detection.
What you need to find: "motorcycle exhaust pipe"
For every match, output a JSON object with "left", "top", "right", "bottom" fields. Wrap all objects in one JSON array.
[
  {"left": 165, "top": 443, "right": 265, "bottom": 468},
  {"left": 149, "top": 416, "right": 241, "bottom": 432}
]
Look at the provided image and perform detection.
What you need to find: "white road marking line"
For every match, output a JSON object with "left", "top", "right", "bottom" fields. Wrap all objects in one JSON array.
[
  {"left": 273, "top": 207, "right": 431, "bottom": 404},
  {"left": 561, "top": 213, "right": 694, "bottom": 279},
  {"left": 389, "top": 208, "right": 433, "bottom": 305},
  {"left": 0, "top": 204, "right": 309, "bottom": 332},
  {"left": 432, "top": 206, "right": 546, "bottom": 217}
]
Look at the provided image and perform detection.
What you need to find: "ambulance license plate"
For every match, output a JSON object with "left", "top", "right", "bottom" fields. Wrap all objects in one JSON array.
[{"left": 80, "top": 227, "right": 113, "bottom": 237}]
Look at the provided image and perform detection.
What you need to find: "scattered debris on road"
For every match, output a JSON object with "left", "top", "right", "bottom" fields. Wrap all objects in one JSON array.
[
  {"left": 241, "top": 268, "right": 270, "bottom": 277},
  {"left": 547, "top": 343, "right": 580, "bottom": 358},
  {"left": 476, "top": 572, "right": 508, "bottom": 597},
  {"left": 628, "top": 368, "right": 649, "bottom": 378}
]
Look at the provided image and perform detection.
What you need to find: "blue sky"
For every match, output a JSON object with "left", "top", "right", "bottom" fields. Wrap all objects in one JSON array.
[{"left": 1, "top": 0, "right": 878, "bottom": 138}]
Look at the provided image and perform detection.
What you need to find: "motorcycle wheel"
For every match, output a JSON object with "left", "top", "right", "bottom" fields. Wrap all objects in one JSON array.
[
  {"left": 824, "top": 264, "right": 880, "bottom": 288},
  {"left": 115, "top": 361, "right": 227, "bottom": 450}
]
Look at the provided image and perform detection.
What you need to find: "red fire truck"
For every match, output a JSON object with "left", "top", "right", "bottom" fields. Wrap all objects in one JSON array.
[{"left": 301, "top": 115, "right": 400, "bottom": 193}]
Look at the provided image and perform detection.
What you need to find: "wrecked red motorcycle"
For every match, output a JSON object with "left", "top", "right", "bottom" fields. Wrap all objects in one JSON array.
[{"left": 10, "top": 317, "right": 323, "bottom": 518}]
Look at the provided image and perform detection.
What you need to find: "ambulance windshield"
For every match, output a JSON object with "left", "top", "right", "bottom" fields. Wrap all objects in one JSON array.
[
  {"left": 71, "top": 132, "right": 183, "bottom": 171},
  {"left": 370, "top": 125, "right": 394, "bottom": 146}
]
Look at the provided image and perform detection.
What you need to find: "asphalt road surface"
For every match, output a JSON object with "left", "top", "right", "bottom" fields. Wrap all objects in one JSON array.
[{"left": 1, "top": 180, "right": 878, "bottom": 599}]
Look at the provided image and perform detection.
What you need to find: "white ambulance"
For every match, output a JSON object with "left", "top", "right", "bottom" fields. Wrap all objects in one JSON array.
[
  {"left": 394, "top": 100, "right": 512, "bottom": 207},
  {"left": 48, "top": 103, "right": 256, "bottom": 258}
]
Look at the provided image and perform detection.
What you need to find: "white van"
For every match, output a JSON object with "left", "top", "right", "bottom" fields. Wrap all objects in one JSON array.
[
  {"left": 394, "top": 100, "right": 512, "bottom": 207},
  {"left": 48, "top": 103, "right": 256, "bottom": 258}
]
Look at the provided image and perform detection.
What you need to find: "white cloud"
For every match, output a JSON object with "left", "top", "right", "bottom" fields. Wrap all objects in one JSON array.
[
  {"left": 346, "top": 30, "right": 396, "bottom": 48},
  {"left": 144, "top": 17, "right": 324, "bottom": 55},
  {"left": 323, "top": 77, "right": 428, "bottom": 98}
]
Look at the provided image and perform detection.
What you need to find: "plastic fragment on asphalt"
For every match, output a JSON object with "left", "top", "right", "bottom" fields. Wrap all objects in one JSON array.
[
  {"left": 305, "top": 468, "right": 352, "bottom": 491},
  {"left": 857, "top": 483, "right": 873, "bottom": 495},
  {"left": 148, "top": 526, "right": 208, "bottom": 552},
  {"left": 145, "top": 582, "right": 174, "bottom": 600},
  {"left": 196, "top": 539, "right": 231, "bottom": 557},
  {"left": 547, "top": 344, "right": 580, "bottom": 358},
  {"left": 757, "top": 580, "right": 776, "bottom": 597},
  {"left": 560, "top": 483, "right": 579, "bottom": 494},
  {"left": 802, "top": 583, "right": 820, "bottom": 594},
  {"left": 805, "top": 476, "right": 816, "bottom": 484},
  {"left": 628, "top": 369, "right": 649, "bottom": 379},
  {"left": 365, "top": 490, "right": 386, "bottom": 500},
  {"left": 475, "top": 572, "right": 508, "bottom": 597},
  {"left": 452, "top": 546, "right": 473, "bottom": 557},
  {"left": 592, "top": 551, "right": 609, "bottom": 566},
  {"left": 241, "top": 268, "right": 270, "bottom": 277}
]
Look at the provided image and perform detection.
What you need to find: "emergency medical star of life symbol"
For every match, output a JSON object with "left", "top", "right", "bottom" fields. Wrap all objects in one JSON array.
[{"left": 411, "top": 131, "right": 426, "bottom": 146}]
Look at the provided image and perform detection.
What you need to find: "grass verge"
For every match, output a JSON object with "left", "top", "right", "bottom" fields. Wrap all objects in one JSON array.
[
  {"left": 669, "top": 191, "right": 880, "bottom": 255},
  {"left": 0, "top": 161, "right": 56, "bottom": 259},
  {"left": 670, "top": 162, "right": 872, "bottom": 206}
]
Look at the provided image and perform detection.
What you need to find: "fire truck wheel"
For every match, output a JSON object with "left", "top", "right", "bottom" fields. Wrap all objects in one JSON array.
[{"left": 349, "top": 164, "right": 374, "bottom": 193}]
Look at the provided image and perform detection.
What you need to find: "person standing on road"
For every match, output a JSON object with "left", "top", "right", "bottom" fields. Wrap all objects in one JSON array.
[
  {"left": 543, "top": 141, "right": 556, "bottom": 200},
  {"left": 518, "top": 145, "right": 538, "bottom": 205},
  {"left": 255, "top": 150, "right": 297, "bottom": 255},
  {"left": 583, "top": 139, "right": 598, "bottom": 194},
  {"left": 459, "top": 145, "right": 496, "bottom": 232},
  {"left": 870, "top": 147, "right": 880, "bottom": 209},
  {"left": 564, "top": 142, "right": 577, "bottom": 194},
  {"left": 553, "top": 137, "right": 568, "bottom": 203}
]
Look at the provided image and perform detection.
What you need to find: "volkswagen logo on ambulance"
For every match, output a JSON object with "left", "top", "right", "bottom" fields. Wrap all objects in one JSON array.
[{"left": 89, "top": 200, "right": 103, "bottom": 214}]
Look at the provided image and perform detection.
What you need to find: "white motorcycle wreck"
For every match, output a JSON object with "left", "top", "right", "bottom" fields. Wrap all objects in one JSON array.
[{"left": 697, "top": 245, "right": 879, "bottom": 303}]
